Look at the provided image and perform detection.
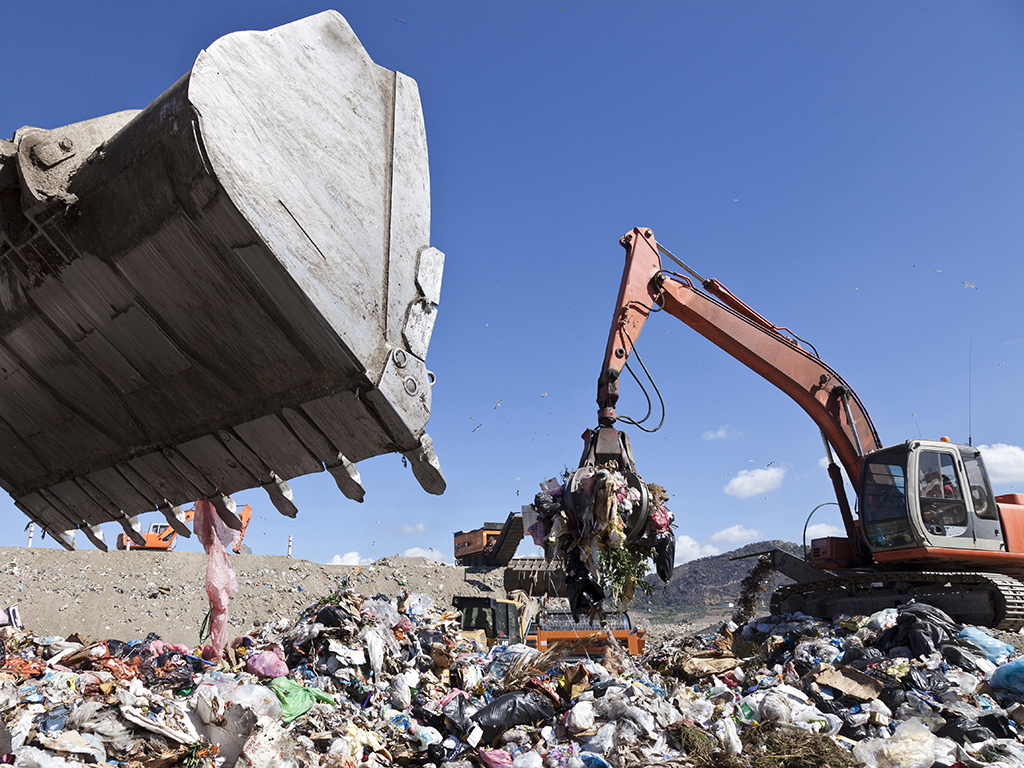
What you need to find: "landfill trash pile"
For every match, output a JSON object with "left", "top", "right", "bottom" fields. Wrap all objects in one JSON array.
[
  {"left": 529, "top": 470, "right": 675, "bottom": 620},
  {"left": 647, "top": 601, "right": 1024, "bottom": 768},
  {"left": 10, "top": 576, "right": 1024, "bottom": 767}
]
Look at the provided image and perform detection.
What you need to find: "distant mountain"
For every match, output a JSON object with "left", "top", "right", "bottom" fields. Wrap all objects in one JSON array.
[{"left": 640, "top": 540, "right": 804, "bottom": 619}]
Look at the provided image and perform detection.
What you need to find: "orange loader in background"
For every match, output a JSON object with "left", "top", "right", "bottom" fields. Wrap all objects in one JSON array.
[{"left": 116, "top": 505, "right": 253, "bottom": 554}]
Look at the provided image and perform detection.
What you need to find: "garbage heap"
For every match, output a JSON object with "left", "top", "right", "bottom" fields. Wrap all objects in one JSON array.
[
  {"left": 647, "top": 601, "right": 1024, "bottom": 768},
  {"left": 8, "top": 591, "right": 1024, "bottom": 768}
]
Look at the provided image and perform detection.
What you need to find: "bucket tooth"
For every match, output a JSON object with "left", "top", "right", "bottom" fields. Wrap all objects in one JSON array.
[
  {"left": 118, "top": 516, "right": 146, "bottom": 547},
  {"left": 160, "top": 504, "right": 193, "bottom": 537},
  {"left": 326, "top": 455, "right": 365, "bottom": 503},
  {"left": 404, "top": 433, "right": 446, "bottom": 495},
  {"left": 210, "top": 494, "right": 243, "bottom": 530},
  {"left": 82, "top": 524, "right": 107, "bottom": 551},
  {"left": 263, "top": 472, "right": 297, "bottom": 518}
]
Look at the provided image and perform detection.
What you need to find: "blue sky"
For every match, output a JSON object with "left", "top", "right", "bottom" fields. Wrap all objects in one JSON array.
[{"left": 2, "top": 2, "right": 1023, "bottom": 567}]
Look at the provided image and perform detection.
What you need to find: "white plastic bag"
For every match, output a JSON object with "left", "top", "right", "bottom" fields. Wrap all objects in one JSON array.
[
  {"left": 716, "top": 717, "right": 742, "bottom": 756},
  {"left": 567, "top": 700, "right": 595, "bottom": 733}
]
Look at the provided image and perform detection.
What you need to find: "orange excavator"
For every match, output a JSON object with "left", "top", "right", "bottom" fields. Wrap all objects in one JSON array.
[
  {"left": 116, "top": 504, "right": 252, "bottom": 554},
  {"left": 586, "top": 227, "right": 1024, "bottom": 629}
]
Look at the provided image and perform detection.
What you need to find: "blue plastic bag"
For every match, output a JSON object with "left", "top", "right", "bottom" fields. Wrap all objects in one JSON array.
[
  {"left": 991, "top": 658, "right": 1024, "bottom": 693},
  {"left": 959, "top": 626, "right": 1013, "bottom": 665}
]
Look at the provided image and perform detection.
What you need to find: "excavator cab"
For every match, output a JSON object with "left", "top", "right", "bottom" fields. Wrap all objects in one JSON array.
[{"left": 859, "top": 439, "right": 1003, "bottom": 555}]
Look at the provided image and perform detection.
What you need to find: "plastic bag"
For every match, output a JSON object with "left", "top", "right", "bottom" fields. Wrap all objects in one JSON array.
[
  {"left": 479, "top": 748, "right": 514, "bottom": 768},
  {"left": 581, "top": 722, "right": 616, "bottom": 754},
  {"left": 385, "top": 672, "right": 408, "bottom": 710},
  {"left": 405, "top": 593, "right": 434, "bottom": 617},
  {"left": 990, "top": 657, "right": 1024, "bottom": 693},
  {"left": 471, "top": 691, "right": 555, "bottom": 745},
  {"left": 246, "top": 648, "right": 289, "bottom": 679},
  {"left": 268, "top": 678, "right": 337, "bottom": 723},
  {"left": 716, "top": 717, "right": 742, "bottom": 755},
  {"left": 867, "top": 607, "right": 898, "bottom": 631},
  {"left": 794, "top": 639, "right": 843, "bottom": 665},
  {"left": 567, "top": 700, "right": 596, "bottom": 733},
  {"left": 878, "top": 603, "right": 958, "bottom": 658},
  {"left": 936, "top": 715, "right": 994, "bottom": 745},
  {"left": 852, "top": 718, "right": 956, "bottom": 768},
  {"left": 238, "top": 714, "right": 299, "bottom": 768},
  {"left": 513, "top": 751, "right": 544, "bottom": 768},
  {"left": 958, "top": 626, "right": 1013, "bottom": 664},
  {"left": 194, "top": 499, "right": 239, "bottom": 659},
  {"left": 221, "top": 684, "right": 283, "bottom": 720}
]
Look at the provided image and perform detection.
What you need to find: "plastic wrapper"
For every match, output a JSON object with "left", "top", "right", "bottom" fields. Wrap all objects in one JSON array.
[
  {"left": 194, "top": 498, "right": 240, "bottom": 660},
  {"left": 362, "top": 599, "right": 402, "bottom": 629}
]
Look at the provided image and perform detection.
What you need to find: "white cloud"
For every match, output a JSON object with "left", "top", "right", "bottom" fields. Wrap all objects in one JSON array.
[
  {"left": 401, "top": 546, "right": 454, "bottom": 564},
  {"left": 397, "top": 523, "right": 426, "bottom": 535},
  {"left": 724, "top": 467, "right": 786, "bottom": 498},
  {"left": 674, "top": 535, "right": 721, "bottom": 565},
  {"left": 702, "top": 426, "right": 734, "bottom": 441},
  {"left": 708, "top": 524, "right": 763, "bottom": 543},
  {"left": 805, "top": 523, "right": 844, "bottom": 540},
  {"left": 818, "top": 457, "right": 830, "bottom": 470},
  {"left": 979, "top": 444, "right": 1024, "bottom": 484},
  {"left": 328, "top": 551, "right": 371, "bottom": 566}
]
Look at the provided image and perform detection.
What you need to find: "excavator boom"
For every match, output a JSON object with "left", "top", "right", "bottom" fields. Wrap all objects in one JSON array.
[
  {"left": 0, "top": 13, "right": 445, "bottom": 550},
  {"left": 597, "top": 227, "right": 882, "bottom": 547}
]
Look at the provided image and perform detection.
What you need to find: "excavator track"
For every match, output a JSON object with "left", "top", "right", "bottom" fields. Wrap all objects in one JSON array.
[{"left": 771, "top": 570, "right": 1024, "bottom": 631}]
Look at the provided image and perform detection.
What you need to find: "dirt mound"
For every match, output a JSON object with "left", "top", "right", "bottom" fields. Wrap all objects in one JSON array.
[{"left": 0, "top": 548, "right": 504, "bottom": 646}]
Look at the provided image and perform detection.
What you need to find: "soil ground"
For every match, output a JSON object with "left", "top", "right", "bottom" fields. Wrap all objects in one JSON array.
[{"left": 0, "top": 548, "right": 505, "bottom": 647}]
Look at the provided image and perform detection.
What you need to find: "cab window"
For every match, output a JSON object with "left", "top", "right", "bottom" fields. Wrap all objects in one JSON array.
[
  {"left": 860, "top": 456, "right": 914, "bottom": 549},
  {"left": 961, "top": 449, "right": 999, "bottom": 520},
  {"left": 918, "top": 450, "right": 968, "bottom": 531}
]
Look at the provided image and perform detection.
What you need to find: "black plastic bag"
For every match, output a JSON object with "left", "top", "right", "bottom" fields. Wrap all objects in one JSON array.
[
  {"left": 315, "top": 604, "right": 348, "bottom": 628},
  {"left": 416, "top": 628, "right": 445, "bottom": 655},
  {"left": 906, "top": 668, "right": 950, "bottom": 695},
  {"left": 471, "top": 691, "right": 555, "bottom": 745},
  {"left": 940, "top": 644, "right": 985, "bottom": 675},
  {"left": 878, "top": 602, "right": 959, "bottom": 657},
  {"left": 442, "top": 693, "right": 475, "bottom": 735},
  {"left": 937, "top": 715, "right": 995, "bottom": 745},
  {"left": 842, "top": 645, "right": 885, "bottom": 666},
  {"left": 533, "top": 492, "right": 563, "bottom": 518},
  {"left": 980, "top": 712, "right": 1018, "bottom": 739},
  {"left": 655, "top": 532, "right": 675, "bottom": 582}
]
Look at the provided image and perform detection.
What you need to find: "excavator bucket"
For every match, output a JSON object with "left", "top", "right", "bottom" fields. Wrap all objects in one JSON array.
[{"left": 0, "top": 11, "right": 445, "bottom": 550}]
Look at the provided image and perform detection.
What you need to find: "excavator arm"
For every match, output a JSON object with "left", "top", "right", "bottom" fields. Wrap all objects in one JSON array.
[{"left": 595, "top": 227, "right": 883, "bottom": 547}]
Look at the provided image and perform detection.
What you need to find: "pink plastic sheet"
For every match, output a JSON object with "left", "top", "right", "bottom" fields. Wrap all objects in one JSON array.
[{"left": 194, "top": 499, "right": 239, "bottom": 659}]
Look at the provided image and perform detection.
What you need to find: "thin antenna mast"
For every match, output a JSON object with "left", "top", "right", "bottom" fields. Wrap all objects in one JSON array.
[{"left": 969, "top": 337, "right": 973, "bottom": 446}]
